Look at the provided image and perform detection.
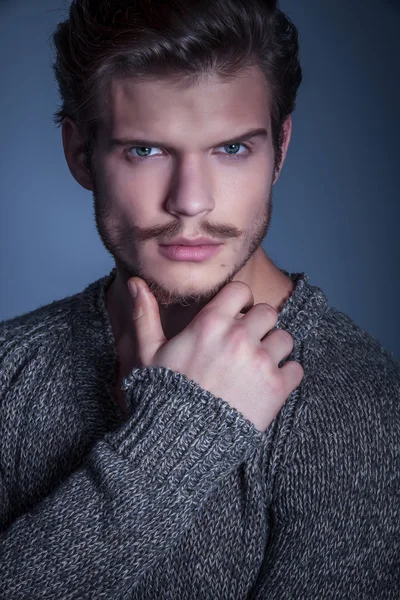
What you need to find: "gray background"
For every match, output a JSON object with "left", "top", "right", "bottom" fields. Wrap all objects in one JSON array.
[{"left": 0, "top": 0, "right": 399, "bottom": 359}]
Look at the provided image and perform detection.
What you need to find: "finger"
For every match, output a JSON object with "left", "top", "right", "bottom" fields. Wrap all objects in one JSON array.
[
  {"left": 204, "top": 280, "right": 255, "bottom": 319},
  {"left": 128, "top": 277, "right": 167, "bottom": 365},
  {"left": 279, "top": 360, "right": 304, "bottom": 393},
  {"left": 260, "top": 327, "right": 294, "bottom": 365},
  {"left": 239, "top": 303, "right": 279, "bottom": 338}
]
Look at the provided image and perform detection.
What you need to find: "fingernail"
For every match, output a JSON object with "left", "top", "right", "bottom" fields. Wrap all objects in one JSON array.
[{"left": 129, "top": 280, "right": 138, "bottom": 298}]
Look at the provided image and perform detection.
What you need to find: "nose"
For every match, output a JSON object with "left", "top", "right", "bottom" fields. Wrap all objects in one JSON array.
[{"left": 165, "top": 154, "right": 215, "bottom": 217}]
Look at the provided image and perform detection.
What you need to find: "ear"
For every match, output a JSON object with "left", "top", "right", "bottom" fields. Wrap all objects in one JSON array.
[
  {"left": 273, "top": 115, "right": 292, "bottom": 185},
  {"left": 62, "top": 117, "right": 94, "bottom": 191}
]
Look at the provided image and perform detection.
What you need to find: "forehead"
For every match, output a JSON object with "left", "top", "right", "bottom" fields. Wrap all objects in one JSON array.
[{"left": 98, "top": 66, "right": 272, "bottom": 143}]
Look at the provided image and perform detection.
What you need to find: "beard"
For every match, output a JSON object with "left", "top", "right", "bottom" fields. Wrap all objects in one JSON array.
[{"left": 93, "top": 182, "right": 274, "bottom": 309}]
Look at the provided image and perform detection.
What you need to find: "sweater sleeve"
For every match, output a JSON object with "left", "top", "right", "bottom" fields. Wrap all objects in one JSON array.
[
  {"left": 0, "top": 365, "right": 265, "bottom": 599},
  {"left": 249, "top": 352, "right": 400, "bottom": 599}
]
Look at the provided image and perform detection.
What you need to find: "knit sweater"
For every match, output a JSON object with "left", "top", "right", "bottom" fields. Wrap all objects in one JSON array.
[{"left": 0, "top": 267, "right": 398, "bottom": 599}]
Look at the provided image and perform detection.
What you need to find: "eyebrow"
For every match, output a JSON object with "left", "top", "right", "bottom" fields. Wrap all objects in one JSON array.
[{"left": 108, "top": 127, "right": 268, "bottom": 152}]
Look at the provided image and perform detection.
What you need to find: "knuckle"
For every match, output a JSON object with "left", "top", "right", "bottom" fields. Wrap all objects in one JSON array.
[
  {"left": 256, "top": 347, "right": 273, "bottom": 369},
  {"left": 294, "top": 361, "right": 305, "bottom": 381},
  {"left": 268, "top": 327, "right": 293, "bottom": 346},
  {"left": 267, "top": 373, "right": 285, "bottom": 396},
  {"left": 258, "top": 303, "right": 278, "bottom": 321},
  {"left": 284, "top": 360, "right": 304, "bottom": 385},
  {"left": 132, "top": 305, "right": 145, "bottom": 321},
  {"left": 195, "top": 310, "right": 225, "bottom": 337},
  {"left": 229, "top": 322, "right": 249, "bottom": 350},
  {"left": 279, "top": 328, "right": 294, "bottom": 346}
]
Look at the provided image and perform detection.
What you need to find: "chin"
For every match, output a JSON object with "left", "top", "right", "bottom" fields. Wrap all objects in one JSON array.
[
  {"left": 144, "top": 270, "right": 233, "bottom": 308},
  {"left": 115, "top": 248, "right": 241, "bottom": 306}
]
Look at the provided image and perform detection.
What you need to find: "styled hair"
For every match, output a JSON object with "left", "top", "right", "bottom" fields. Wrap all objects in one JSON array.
[{"left": 52, "top": 0, "right": 302, "bottom": 174}]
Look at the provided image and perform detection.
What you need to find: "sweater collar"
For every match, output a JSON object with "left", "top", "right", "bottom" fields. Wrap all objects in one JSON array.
[
  {"left": 275, "top": 268, "right": 329, "bottom": 341},
  {"left": 84, "top": 265, "right": 329, "bottom": 349}
]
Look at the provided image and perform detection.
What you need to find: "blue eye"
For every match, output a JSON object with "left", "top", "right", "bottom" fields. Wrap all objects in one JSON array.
[
  {"left": 222, "top": 143, "right": 247, "bottom": 155},
  {"left": 127, "top": 142, "right": 251, "bottom": 161},
  {"left": 129, "top": 147, "right": 162, "bottom": 158}
]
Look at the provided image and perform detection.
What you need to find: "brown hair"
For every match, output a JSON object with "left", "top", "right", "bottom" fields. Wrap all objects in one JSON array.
[{"left": 52, "top": 0, "right": 302, "bottom": 174}]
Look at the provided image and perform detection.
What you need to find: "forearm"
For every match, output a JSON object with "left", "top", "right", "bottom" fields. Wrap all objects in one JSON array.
[{"left": 1, "top": 367, "right": 264, "bottom": 599}]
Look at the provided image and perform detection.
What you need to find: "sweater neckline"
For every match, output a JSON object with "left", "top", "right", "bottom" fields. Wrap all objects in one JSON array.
[{"left": 89, "top": 266, "right": 329, "bottom": 346}]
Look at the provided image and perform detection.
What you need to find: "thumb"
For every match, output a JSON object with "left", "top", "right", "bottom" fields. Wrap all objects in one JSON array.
[{"left": 128, "top": 277, "right": 167, "bottom": 366}]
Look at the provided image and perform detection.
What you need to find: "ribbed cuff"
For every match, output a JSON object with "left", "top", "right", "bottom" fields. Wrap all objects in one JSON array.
[{"left": 108, "top": 366, "right": 265, "bottom": 502}]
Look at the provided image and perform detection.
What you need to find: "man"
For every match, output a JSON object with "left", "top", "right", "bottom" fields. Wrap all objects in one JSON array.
[{"left": 0, "top": 0, "right": 398, "bottom": 598}]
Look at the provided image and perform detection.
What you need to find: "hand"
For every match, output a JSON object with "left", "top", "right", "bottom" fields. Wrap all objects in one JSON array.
[{"left": 128, "top": 278, "right": 304, "bottom": 433}]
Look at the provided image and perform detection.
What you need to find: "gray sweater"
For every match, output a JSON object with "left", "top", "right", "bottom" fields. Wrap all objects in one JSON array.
[{"left": 0, "top": 268, "right": 398, "bottom": 599}]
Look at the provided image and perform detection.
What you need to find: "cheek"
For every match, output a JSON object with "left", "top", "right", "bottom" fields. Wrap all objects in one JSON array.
[
  {"left": 216, "top": 161, "right": 273, "bottom": 216},
  {"left": 99, "top": 157, "right": 132, "bottom": 196},
  {"left": 95, "top": 159, "right": 140, "bottom": 220},
  {"left": 219, "top": 148, "right": 273, "bottom": 184},
  {"left": 101, "top": 157, "right": 168, "bottom": 208}
]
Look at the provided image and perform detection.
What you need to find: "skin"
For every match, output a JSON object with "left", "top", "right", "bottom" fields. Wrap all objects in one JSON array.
[{"left": 62, "top": 65, "right": 295, "bottom": 411}]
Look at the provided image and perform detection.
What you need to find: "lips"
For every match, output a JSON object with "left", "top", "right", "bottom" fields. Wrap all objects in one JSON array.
[
  {"left": 158, "top": 243, "right": 223, "bottom": 262},
  {"left": 161, "top": 237, "right": 221, "bottom": 246}
]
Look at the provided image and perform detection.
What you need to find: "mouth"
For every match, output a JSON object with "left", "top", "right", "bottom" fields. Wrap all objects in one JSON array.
[{"left": 158, "top": 243, "right": 223, "bottom": 262}]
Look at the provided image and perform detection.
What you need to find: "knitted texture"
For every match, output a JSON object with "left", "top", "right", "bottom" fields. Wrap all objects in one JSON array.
[{"left": 0, "top": 268, "right": 398, "bottom": 599}]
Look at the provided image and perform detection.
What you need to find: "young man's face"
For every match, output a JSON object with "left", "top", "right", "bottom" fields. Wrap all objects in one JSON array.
[{"left": 90, "top": 66, "right": 290, "bottom": 307}]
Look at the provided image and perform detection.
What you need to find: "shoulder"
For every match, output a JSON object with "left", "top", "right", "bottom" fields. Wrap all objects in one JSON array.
[
  {"left": 304, "top": 305, "right": 399, "bottom": 409},
  {"left": 0, "top": 293, "right": 78, "bottom": 374},
  {"left": 299, "top": 305, "right": 399, "bottom": 445},
  {"left": 0, "top": 270, "right": 113, "bottom": 409},
  {"left": 273, "top": 306, "right": 399, "bottom": 515},
  {"left": 0, "top": 271, "right": 112, "bottom": 377},
  {"left": 0, "top": 285, "right": 93, "bottom": 412}
]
